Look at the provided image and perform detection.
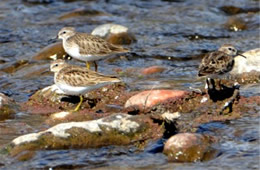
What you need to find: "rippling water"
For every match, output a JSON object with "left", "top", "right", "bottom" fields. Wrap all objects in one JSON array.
[{"left": 0, "top": 0, "right": 259, "bottom": 169}]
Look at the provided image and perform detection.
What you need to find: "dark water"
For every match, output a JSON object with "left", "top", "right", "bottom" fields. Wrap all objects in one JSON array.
[{"left": 0, "top": 0, "right": 259, "bottom": 169}]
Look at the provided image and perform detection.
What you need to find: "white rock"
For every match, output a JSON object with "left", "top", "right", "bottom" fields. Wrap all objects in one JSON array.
[
  {"left": 231, "top": 48, "right": 260, "bottom": 74},
  {"left": 91, "top": 24, "right": 128, "bottom": 37}
]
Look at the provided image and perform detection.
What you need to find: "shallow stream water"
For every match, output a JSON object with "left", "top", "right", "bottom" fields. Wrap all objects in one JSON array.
[{"left": 0, "top": 0, "right": 259, "bottom": 169}]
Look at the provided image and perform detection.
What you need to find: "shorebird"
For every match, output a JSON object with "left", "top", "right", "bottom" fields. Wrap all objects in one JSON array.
[
  {"left": 198, "top": 44, "right": 246, "bottom": 90},
  {"left": 57, "top": 27, "right": 129, "bottom": 71},
  {"left": 50, "top": 59, "right": 121, "bottom": 111}
]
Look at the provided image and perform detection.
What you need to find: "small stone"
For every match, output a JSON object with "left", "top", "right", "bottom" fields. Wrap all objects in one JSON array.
[
  {"left": 51, "top": 111, "right": 71, "bottom": 119},
  {"left": 0, "top": 93, "right": 16, "bottom": 119},
  {"left": 140, "top": 66, "right": 166, "bottom": 75},
  {"left": 125, "top": 90, "right": 187, "bottom": 110},
  {"left": 163, "top": 133, "right": 215, "bottom": 162}
]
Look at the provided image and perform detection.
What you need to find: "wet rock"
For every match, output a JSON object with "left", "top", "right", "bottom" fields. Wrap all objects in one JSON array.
[
  {"left": 91, "top": 24, "right": 136, "bottom": 45},
  {"left": 231, "top": 48, "right": 260, "bottom": 74},
  {"left": 22, "top": 0, "right": 54, "bottom": 4},
  {"left": 220, "top": 6, "right": 260, "bottom": 15},
  {"left": 163, "top": 133, "right": 216, "bottom": 162},
  {"left": 125, "top": 90, "right": 187, "bottom": 111},
  {"left": 140, "top": 66, "right": 166, "bottom": 75},
  {"left": 0, "top": 60, "right": 29, "bottom": 74},
  {"left": 0, "top": 93, "right": 16, "bottom": 120},
  {"left": 58, "top": 8, "right": 107, "bottom": 20},
  {"left": 224, "top": 14, "right": 259, "bottom": 31},
  {"left": 32, "top": 42, "right": 67, "bottom": 61},
  {"left": 224, "top": 17, "right": 247, "bottom": 31},
  {"left": 9, "top": 113, "right": 163, "bottom": 160},
  {"left": 23, "top": 83, "right": 130, "bottom": 116}
]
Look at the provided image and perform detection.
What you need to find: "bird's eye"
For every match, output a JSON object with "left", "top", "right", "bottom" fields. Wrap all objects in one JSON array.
[
  {"left": 228, "top": 48, "right": 232, "bottom": 51},
  {"left": 62, "top": 31, "right": 66, "bottom": 34},
  {"left": 54, "top": 64, "right": 58, "bottom": 67}
]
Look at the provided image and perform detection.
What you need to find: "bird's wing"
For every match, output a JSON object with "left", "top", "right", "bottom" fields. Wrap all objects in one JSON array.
[
  {"left": 70, "top": 33, "right": 127, "bottom": 56},
  {"left": 59, "top": 66, "right": 120, "bottom": 87}
]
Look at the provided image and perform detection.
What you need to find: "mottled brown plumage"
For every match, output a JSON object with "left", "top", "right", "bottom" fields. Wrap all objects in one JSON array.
[
  {"left": 56, "top": 64, "right": 120, "bottom": 87},
  {"left": 50, "top": 59, "right": 121, "bottom": 112},
  {"left": 198, "top": 44, "right": 242, "bottom": 78},
  {"left": 50, "top": 59, "right": 120, "bottom": 95},
  {"left": 57, "top": 27, "right": 129, "bottom": 71},
  {"left": 67, "top": 32, "right": 128, "bottom": 56}
]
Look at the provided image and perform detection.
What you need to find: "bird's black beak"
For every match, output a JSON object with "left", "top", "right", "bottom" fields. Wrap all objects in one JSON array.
[
  {"left": 48, "top": 35, "right": 58, "bottom": 44},
  {"left": 237, "top": 53, "right": 247, "bottom": 58}
]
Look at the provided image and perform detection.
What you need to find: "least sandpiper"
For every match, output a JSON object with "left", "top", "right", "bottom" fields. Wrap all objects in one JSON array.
[
  {"left": 57, "top": 27, "right": 129, "bottom": 71},
  {"left": 50, "top": 59, "right": 121, "bottom": 111},
  {"left": 198, "top": 44, "right": 246, "bottom": 79}
]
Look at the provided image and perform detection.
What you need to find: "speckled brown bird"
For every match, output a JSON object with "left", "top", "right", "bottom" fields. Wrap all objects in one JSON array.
[
  {"left": 50, "top": 59, "right": 121, "bottom": 111},
  {"left": 57, "top": 27, "right": 129, "bottom": 71},
  {"left": 198, "top": 44, "right": 245, "bottom": 79}
]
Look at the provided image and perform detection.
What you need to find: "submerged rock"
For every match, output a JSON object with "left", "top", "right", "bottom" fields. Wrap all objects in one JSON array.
[
  {"left": 140, "top": 66, "right": 166, "bottom": 75},
  {"left": 32, "top": 42, "right": 67, "bottom": 61},
  {"left": 163, "top": 133, "right": 216, "bottom": 162},
  {"left": 9, "top": 113, "right": 163, "bottom": 160},
  {"left": 220, "top": 5, "right": 260, "bottom": 15},
  {"left": 58, "top": 8, "right": 107, "bottom": 20},
  {"left": 91, "top": 24, "right": 136, "bottom": 45},
  {"left": 224, "top": 14, "right": 259, "bottom": 31}
]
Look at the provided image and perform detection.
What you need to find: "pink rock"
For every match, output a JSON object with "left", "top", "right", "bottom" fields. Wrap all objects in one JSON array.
[
  {"left": 163, "top": 133, "right": 215, "bottom": 162},
  {"left": 124, "top": 90, "right": 187, "bottom": 109},
  {"left": 140, "top": 66, "right": 166, "bottom": 75}
]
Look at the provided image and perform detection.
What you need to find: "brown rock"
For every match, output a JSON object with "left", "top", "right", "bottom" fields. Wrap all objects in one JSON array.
[
  {"left": 140, "top": 65, "right": 166, "bottom": 75},
  {"left": 125, "top": 90, "right": 187, "bottom": 110},
  {"left": 58, "top": 8, "right": 106, "bottom": 20},
  {"left": 106, "top": 32, "right": 136, "bottom": 45},
  {"left": 32, "top": 42, "right": 66, "bottom": 61},
  {"left": 0, "top": 93, "right": 16, "bottom": 120},
  {"left": 163, "top": 133, "right": 216, "bottom": 162},
  {"left": 225, "top": 17, "right": 247, "bottom": 31}
]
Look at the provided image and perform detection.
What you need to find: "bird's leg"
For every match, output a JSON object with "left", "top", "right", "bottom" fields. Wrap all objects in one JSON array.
[
  {"left": 94, "top": 61, "right": 98, "bottom": 72},
  {"left": 86, "top": 62, "right": 91, "bottom": 70},
  {"left": 217, "top": 79, "right": 223, "bottom": 90},
  {"left": 74, "top": 95, "right": 84, "bottom": 112},
  {"left": 206, "top": 78, "right": 216, "bottom": 91}
]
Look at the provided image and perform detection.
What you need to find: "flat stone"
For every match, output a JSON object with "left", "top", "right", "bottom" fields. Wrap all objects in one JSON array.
[{"left": 125, "top": 90, "right": 187, "bottom": 110}]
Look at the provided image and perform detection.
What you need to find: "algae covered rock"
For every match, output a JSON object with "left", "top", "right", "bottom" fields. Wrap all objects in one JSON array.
[{"left": 8, "top": 113, "right": 162, "bottom": 159}]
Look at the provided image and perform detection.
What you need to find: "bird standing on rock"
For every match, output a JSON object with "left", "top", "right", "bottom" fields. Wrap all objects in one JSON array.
[
  {"left": 198, "top": 44, "right": 246, "bottom": 90},
  {"left": 50, "top": 59, "right": 121, "bottom": 112}
]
